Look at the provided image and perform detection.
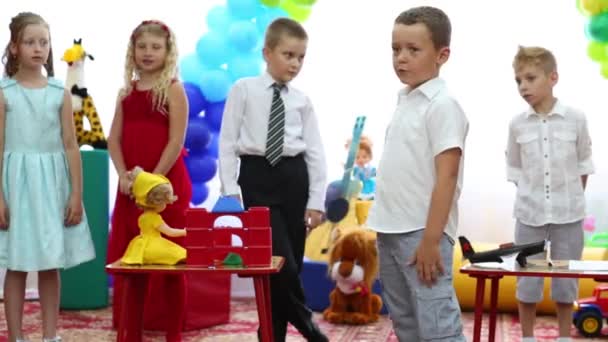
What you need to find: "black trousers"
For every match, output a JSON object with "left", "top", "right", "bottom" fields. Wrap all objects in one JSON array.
[{"left": 239, "top": 154, "right": 316, "bottom": 342}]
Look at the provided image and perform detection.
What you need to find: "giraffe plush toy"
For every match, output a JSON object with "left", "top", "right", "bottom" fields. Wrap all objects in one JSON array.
[{"left": 62, "top": 39, "right": 107, "bottom": 149}]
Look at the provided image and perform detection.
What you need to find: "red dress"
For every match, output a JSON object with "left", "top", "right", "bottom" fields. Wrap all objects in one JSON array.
[{"left": 107, "top": 85, "right": 229, "bottom": 334}]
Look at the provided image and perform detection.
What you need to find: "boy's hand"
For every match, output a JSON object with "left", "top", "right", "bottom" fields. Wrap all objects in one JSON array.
[
  {"left": 305, "top": 209, "right": 323, "bottom": 229},
  {"left": 0, "top": 198, "right": 9, "bottom": 230},
  {"left": 409, "top": 238, "right": 445, "bottom": 287},
  {"left": 65, "top": 193, "right": 83, "bottom": 226}
]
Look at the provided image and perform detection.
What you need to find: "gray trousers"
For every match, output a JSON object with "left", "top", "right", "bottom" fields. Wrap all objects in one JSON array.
[
  {"left": 377, "top": 230, "right": 465, "bottom": 342},
  {"left": 515, "top": 219, "right": 584, "bottom": 303}
]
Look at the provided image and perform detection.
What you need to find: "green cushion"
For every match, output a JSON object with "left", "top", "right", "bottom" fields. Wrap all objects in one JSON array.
[{"left": 60, "top": 150, "right": 109, "bottom": 309}]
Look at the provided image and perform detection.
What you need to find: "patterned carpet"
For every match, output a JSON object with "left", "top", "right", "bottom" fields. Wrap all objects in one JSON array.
[{"left": 0, "top": 298, "right": 603, "bottom": 341}]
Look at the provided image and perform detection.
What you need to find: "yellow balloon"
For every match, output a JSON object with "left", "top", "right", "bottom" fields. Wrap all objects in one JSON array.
[
  {"left": 601, "top": 61, "right": 608, "bottom": 78},
  {"left": 280, "top": 0, "right": 312, "bottom": 22},
  {"left": 581, "top": 0, "right": 608, "bottom": 15},
  {"left": 588, "top": 40, "right": 608, "bottom": 61},
  {"left": 260, "top": 0, "right": 281, "bottom": 7}
]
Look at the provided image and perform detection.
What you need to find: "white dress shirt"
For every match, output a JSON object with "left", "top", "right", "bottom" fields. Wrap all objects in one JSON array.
[
  {"left": 506, "top": 100, "right": 594, "bottom": 226},
  {"left": 218, "top": 72, "right": 327, "bottom": 211},
  {"left": 367, "top": 78, "right": 469, "bottom": 239}
]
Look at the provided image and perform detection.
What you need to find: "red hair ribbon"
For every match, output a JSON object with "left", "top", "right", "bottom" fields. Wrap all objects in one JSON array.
[{"left": 131, "top": 20, "right": 170, "bottom": 42}]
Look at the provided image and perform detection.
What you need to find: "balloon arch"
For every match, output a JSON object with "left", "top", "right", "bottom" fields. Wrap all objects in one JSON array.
[
  {"left": 579, "top": 0, "right": 608, "bottom": 77},
  {"left": 179, "top": 0, "right": 316, "bottom": 205}
]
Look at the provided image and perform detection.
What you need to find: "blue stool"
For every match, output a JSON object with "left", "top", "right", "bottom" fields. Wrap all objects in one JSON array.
[{"left": 301, "top": 259, "right": 387, "bottom": 314}]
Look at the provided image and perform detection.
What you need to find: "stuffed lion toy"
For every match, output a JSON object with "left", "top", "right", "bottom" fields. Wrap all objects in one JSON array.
[{"left": 323, "top": 229, "right": 383, "bottom": 324}]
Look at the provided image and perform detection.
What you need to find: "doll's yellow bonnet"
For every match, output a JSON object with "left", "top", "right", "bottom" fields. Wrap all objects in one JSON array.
[{"left": 132, "top": 170, "right": 171, "bottom": 206}]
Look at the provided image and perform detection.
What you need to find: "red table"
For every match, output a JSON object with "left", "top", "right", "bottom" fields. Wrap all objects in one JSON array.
[
  {"left": 106, "top": 256, "right": 284, "bottom": 342},
  {"left": 460, "top": 262, "right": 608, "bottom": 342}
]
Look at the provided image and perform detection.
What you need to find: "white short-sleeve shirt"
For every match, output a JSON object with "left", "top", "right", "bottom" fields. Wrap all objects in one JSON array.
[
  {"left": 367, "top": 77, "right": 469, "bottom": 239},
  {"left": 505, "top": 100, "right": 594, "bottom": 226}
]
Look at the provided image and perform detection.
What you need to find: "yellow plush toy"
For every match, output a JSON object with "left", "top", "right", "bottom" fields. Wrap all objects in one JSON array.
[
  {"left": 120, "top": 167, "right": 187, "bottom": 265},
  {"left": 62, "top": 39, "right": 108, "bottom": 149}
]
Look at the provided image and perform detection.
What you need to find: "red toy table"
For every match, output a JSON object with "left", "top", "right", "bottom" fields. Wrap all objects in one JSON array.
[
  {"left": 106, "top": 256, "right": 284, "bottom": 342},
  {"left": 460, "top": 263, "right": 608, "bottom": 342}
]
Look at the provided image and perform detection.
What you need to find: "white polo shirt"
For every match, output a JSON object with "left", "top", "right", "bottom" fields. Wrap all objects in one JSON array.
[
  {"left": 506, "top": 100, "right": 594, "bottom": 226},
  {"left": 367, "top": 77, "right": 468, "bottom": 239}
]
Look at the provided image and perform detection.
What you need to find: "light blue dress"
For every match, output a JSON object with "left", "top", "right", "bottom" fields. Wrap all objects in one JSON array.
[{"left": 0, "top": 77, "right": 95, "bottom": 271}]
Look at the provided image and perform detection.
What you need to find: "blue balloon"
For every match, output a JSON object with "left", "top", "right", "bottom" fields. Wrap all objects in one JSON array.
[
  {"left": 180, "top": 54, "right": 208, "bottom": 84},
  {"left": 186, "top": 155, "right": 218, "bottom": 183},
  {"left": 227, "top": 54, "right": 263, "bottom": 81},
  {"left": 198, "top": 69, "right": 233, "bottom": 102},
  {"left": 191, "top": 182, "right": 209, "bottom": 205},
  {"left": 207, "top": 5, "right": 233, "bottom": 33},
  {"left": 228, "top": 20, "right": 259, "bottom": 52},
  {"left": 204, "top": 101, "right": 226, "bottom": 132},
  {"left": 185, "top": 118, "right": 211, "bottom": 153},
  {"left": 196, "top": 32, "right": 233, "bottom": 68},
  {"left": 324, "top": 180, "right": 342, "bottom": 212},
  {"left": 227, "top": 0, "right": 258, "bottom": 19},
  {"left": 183, "top": 82, "right": 207, "bottom": 117},
  {"left": 205, "top": 132, "right": 220, "bottom": 158},
  {"left": 256, "top": 6, "right": 288, "bottom": 34}
]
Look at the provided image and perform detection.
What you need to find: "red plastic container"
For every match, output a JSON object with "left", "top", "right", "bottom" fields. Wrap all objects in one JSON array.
[{"left": 185, "top": 207, "right": 272, "bottom": 267}]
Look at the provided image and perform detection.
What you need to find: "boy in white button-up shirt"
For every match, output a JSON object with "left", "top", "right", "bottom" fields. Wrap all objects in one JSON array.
[
  {"left": 367, "top": 6, "right": 468, "bottom": 341},
  {"left": 506, "top": 46, "right": 594, "bottom": 342}
]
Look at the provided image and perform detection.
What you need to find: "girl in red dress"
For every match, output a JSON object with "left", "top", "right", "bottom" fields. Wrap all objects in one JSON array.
[{"left": 106, "top": 20, "right": 191, "bottom": 342}]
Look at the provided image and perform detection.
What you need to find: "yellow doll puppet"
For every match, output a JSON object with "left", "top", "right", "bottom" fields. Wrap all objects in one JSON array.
[{"left": 121, "top": 167, "right": 187, "bottom": 265}]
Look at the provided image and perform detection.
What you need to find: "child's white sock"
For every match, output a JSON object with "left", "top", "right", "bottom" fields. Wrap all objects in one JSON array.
[
  {"left": 555, "top": 338, "right": 571, "bottom": 342},
  {"left": 521, "top": 338, "right": 536, "bottom": 342}
]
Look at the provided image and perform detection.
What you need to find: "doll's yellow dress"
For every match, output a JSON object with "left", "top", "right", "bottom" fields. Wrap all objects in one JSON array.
[{"left": 121, "top": 211, "right": 186, "bottom": 265}]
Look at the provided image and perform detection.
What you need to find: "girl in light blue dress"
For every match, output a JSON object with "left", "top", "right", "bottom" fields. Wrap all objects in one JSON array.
[{"left": 0, "top": 12, "right": 95, "bottom": 342}]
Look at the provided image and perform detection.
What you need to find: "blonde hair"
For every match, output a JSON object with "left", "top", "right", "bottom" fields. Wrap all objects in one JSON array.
[
  {"left": 513, "top": 46, "right": 557, "bottom": 74},
  {"left": 144, "top": 183, "right": 177, "bottom": 208},
  {"left": 121, "top": 20, "right": 178, "bottom": 113},
  {"left": 2, "top": 12, "right": 54, "bottom": 77},
  {"left": 130, "top": 166, "right": 177, "bottom": 209},
  {"left": 345, "top": 135, "right": 374, "bottom": 159},
  {"left": 264, "top": 17, "right": 308, "bottom": 50}
]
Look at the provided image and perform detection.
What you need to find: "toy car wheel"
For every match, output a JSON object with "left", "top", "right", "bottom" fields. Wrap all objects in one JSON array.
[{"left": 576, "top": 311, "right": 603, "bottom": 337}]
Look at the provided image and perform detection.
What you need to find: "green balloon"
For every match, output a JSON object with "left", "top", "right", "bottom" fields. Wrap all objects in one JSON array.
[
  {"left": 588, "top": 40, "right": 608, "bottom": 61},
  {"left": 292, "top": 0, "right": 317, "bottom": 5},
  {"left": 260, "top": 0, "right": 281, "bottom": 7},
  {"left": 587, "top": 12, "right": 608, "bottom": 42},
  {"left": 280, "top": 0, "right": 312, "bottom": 22}
]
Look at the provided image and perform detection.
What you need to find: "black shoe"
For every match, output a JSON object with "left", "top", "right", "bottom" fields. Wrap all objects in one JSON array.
[{"left": 306, "top": 321, "right": 328, "bottom": 342}]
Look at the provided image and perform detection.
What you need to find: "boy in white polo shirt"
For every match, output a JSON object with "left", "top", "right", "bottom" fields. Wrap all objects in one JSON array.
[
  {"left": 506, "top": 46, "right": 594, "bottom": 342},
  {"left": 367, "top": 6, "right": 468, "bottom": 341}
]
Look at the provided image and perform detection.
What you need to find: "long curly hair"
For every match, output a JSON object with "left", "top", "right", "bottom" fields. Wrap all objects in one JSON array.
[
  {"left": 2, "top": 12, "right": 54, "bottom": 78},
  {"left": 120, "top": 20, "right": 178, "bottom": 114}
]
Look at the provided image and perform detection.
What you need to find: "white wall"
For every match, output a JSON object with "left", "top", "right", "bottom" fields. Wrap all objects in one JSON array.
[{"left": 2, "top": 1, "right": 607, "bottom": 295}]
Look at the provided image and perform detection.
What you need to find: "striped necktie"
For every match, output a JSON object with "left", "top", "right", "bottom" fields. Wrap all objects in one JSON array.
[{"left": 265, "top": 83, "right": 285, "bottom": 166}]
